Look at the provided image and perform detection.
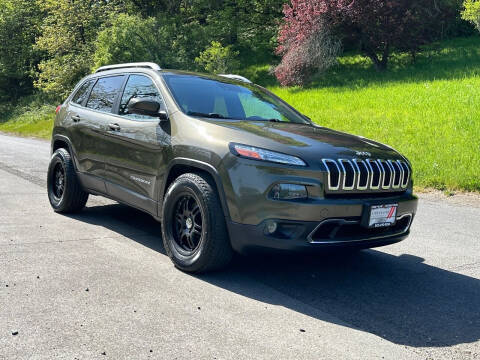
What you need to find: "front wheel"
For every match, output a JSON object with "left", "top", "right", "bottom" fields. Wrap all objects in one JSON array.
[
  {"left": 161, "top": 173, "right": 233, "bottom": 273},
  {"left": 47, "top": 148, "right": 88, "bottom": 213}
]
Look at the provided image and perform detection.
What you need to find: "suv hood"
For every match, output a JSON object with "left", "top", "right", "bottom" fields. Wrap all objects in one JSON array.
[{"left": 214, "top": 120, "right": 404, "bottom": 161}]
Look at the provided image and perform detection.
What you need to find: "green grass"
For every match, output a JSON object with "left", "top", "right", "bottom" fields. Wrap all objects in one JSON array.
[
  {"left": 268, "top": 37, "right": 480, "bottom": 192},
  {"left": 0, "top": 100, "right": 55, "bottom": 139}
]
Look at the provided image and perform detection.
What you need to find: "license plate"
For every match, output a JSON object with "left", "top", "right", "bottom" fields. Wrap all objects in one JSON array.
[{"left": 367, "top": 204, "right": 398, "bottom": 228}]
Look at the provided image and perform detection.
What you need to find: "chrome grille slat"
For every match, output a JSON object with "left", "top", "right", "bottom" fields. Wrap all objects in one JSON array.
[
  {"left": 339, "top": 159, "right": 356, "bottom": 191},
  {"left": 389, "top": 160, "right": 402, "bottom": 189},
  {"left": 323, "top": 158, "right": 411, "bottom": 192},
  {"left": 398, "top": 160, "right": 410, "bottom": 187},
  {"left": 353, "top": 159, "right": 369, "bottom": 190},
  {"left": 378, "top": 159, "right": 392, "bottom": 189},
  {"left": 322, "top": 159, "right": 341, "bottom": 191},
  {"left": 366, "top": 159, "right": 381, "bottom": 189}
]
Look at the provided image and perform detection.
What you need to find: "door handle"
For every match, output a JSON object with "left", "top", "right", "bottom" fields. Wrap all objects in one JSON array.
[
  {"left": 108, "top": 123, "right": 121, "bottom": 131},
  {"left": 71, "top": 115, "right": 81, "bottom": 122}
]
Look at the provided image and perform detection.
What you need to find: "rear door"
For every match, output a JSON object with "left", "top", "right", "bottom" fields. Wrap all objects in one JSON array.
[
  {"left": 66, "top": 78, "right": 96, "bottom": 174},
  {"left": 102, "top": 73, "right": 171, "bottom": 215},
  {"left": 70, "top": 75, "right": 125, "bottom": 192}
]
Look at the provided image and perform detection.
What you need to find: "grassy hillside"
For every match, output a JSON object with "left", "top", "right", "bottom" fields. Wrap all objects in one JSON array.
[
  {"left": 1, "top": 37, "right": 479, "bottom": 191},
  {"left": 0, "top": 100, "right": 54, "bottom": 139},
  {"left": 269, "top": 37, "right": 480, "bottom": 192}
]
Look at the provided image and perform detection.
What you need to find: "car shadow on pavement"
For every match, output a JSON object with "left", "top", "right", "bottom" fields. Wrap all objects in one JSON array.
[{"left": 69, "top": 202, "right": 480, "bottom": 349}]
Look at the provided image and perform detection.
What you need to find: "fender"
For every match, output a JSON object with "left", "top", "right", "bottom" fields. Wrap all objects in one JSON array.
[
  {"left": 160, "top": 157, "right": 231, "bottom": 221},
  {"left": 51, "top": 134, "right": 79, "bottom": 171}
]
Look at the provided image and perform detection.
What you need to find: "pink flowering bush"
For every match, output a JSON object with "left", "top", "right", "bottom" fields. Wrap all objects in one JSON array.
[{"left": 275, "top": 0, "right": 450, "bottom": 86}]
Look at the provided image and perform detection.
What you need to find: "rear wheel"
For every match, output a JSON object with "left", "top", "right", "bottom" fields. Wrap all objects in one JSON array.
[
  {"left": 162, "top": 173, "right": 233, "bottom": 273},
  {"left": 47, "top": 148, "right": 88, "bottom": 213}
]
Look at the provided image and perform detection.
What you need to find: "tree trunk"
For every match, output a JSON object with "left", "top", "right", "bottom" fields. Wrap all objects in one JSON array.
[{"left": 364, "top": 44, "right": 389, "bottom": 71}]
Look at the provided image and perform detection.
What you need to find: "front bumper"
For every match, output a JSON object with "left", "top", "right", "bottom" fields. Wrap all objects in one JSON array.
[{"left": 226, "top": 192, "right": 418, "bottom": 253}]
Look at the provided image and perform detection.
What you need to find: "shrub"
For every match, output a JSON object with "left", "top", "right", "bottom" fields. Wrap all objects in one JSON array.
[
  {"left": 275, "top": 18, "right": 341, "bottom": 86},
  {"left": 195, "top": 41, "right": 239, "bottom": 74},
  {"left": 462, "top": 0, "right": 480, "bottom": 30}
]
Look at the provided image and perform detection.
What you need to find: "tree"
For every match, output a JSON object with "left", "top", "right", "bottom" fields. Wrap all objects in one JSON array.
[
  {"left": 200, "top": 0, "right": 287, "bottom": 64},
  {"left": 462, "top": 0, "right": 480, "bottom": 31},
  {"left": 275, "top": 0, "right": 457, "bottom": 85},
  {"left": 0, "top": 0, "right": 42, "bottom": 101},
  {"left": 34, "top": 0, "right": 124, "bottom": 98},
  {"left": 275, "top": 18, "right": 341, "bottom": 86},
  {"left": 93, "top": 13, "right": 208, "bottom": 71},
  {"left": 94, "top": 14, "right": 161, "bottom": 68}
]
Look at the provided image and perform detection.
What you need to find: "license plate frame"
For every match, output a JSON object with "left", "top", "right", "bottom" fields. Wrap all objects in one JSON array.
[{"left": 361, "top": 203, "right": 398, "bottom": 229}]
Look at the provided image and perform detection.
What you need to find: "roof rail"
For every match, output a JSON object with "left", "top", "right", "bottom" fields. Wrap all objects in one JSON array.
[
  {"left": 95, "top": 62, "right": 162, "bottom": 73},
  {"left": 218, "top": 74, "right": 252, "bottom": 84}
]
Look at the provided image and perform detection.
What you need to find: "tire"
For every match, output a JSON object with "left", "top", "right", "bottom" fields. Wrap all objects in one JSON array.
[
  {"left": 47, "top": 148, "right": 89, "bottom": 213},
  {"left": 161, "top": 173, "right": 233, "bottom": 273}
]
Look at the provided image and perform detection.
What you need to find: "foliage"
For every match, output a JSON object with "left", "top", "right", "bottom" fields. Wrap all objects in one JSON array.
[
  {"left": 0, "top": 0, "right": 42, "bottom": 101},
  {"left": 275, "top": 0, "right": 465, "bottom": 85},
  {"left": 0, "top": 0, "right": 472, "bottom": 100},
  {"left": 199, "top": 0, "right": 287, "bottom": 65},
  {"left": 195, "top": 41, "right": 239, "bottom": 74},
  {"left": 462, "top": 0, "right": 480, "bottom": 30},
  {"left": 34, "top": 0, "right": 124, "bottom": 99},
  {"left": 275, "top": 18, "right": 341, "bottom": 86},
  {"left": 94, "top": 14, "right": 160, "bottom": 68},
  {"left": 93, "top": 13, "right": 210, "bottom": 71},
  {"left": 123, "top": 0, "right": 286, "bottom": 66}
]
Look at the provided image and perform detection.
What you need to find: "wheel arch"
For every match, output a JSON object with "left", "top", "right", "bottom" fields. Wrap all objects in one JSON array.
[
  {"left": 52, "top": 135, "right": 72, "bottom": 153},
  {"left": 51, "top": 135, "right": 78, "bottom": 171},
  {"left": 160, "top": 158, "right": 230, "bottom": 220}
]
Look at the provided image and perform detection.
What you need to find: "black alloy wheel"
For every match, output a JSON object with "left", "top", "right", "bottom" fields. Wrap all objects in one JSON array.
[
  {"left": 52, "top": 162, "right": 66, "bottom": 200},
  {"left": 173, "top": 194, "right": 203, "bottom": 253}
]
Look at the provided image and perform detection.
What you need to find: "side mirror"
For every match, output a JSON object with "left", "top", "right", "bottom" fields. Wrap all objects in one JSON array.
[
  {"left": 127, "top": 97, "right": 161, "bottom": 117},
  {"left": 158, "top": 110, "right": 169, "bottom": 121}
]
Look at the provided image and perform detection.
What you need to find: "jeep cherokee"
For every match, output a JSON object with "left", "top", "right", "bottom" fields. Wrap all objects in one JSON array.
[{"left": 47, "top": 62, "right": 418, "bottom": 273}]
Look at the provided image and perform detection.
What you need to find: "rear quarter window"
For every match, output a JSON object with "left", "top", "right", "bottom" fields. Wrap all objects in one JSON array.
[{"left": 71, "top": 79, "right": 94, "bottom": 106}]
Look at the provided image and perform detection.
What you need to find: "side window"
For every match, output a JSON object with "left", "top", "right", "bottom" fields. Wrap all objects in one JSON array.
[
  {"left": 71, "top": 79, "right": 94, "bottom": 106},
  {"left": 119, "top": 75, "right": 164, "bottom": 120},
  {"left": 86, "top": 76, "right": 124, "bottom": 113}
]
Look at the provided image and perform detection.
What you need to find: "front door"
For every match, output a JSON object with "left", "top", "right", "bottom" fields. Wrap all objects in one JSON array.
[{"left": 102, "top": 74, "right": 171, "bottom": 215}]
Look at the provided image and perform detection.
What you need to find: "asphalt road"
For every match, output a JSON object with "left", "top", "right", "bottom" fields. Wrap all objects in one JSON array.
[{"left": 0, "top": 133, "right": 479, "bottom": 360}]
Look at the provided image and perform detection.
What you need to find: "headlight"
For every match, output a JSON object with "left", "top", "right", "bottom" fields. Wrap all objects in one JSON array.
[{"left": 230, "top": 143, "right": 307, "bottom": 166}]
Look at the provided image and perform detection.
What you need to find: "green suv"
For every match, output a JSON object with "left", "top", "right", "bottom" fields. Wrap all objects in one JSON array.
[{"left": 47, "top": 62, "right": 418, "bottom": 272}]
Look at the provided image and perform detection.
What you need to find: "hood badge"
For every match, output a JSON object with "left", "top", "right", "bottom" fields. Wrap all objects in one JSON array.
[{"left": 355, "top": 151, "right": 372, "bottom": 157}]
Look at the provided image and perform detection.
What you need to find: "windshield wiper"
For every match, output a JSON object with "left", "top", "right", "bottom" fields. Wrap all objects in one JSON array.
[{"left": 187, "top": 111, "right": 232, "bottom": 119}]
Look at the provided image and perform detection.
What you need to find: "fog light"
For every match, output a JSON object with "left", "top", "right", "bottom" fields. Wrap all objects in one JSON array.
[
  {"left": 265, "top": 220, "right": 278, "bottom": 234},
  {"left": 269, "top": 184, "right": 308, "bottom": 200}
]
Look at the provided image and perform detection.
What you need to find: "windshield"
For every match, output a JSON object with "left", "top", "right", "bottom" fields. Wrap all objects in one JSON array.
[{"left": 162, "top": 73, "right": 311, "bottom": 124}]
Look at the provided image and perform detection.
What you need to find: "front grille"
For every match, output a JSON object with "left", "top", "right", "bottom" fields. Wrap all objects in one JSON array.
[{"left": 322, "top": 158, "right": 411, "bottom": 192}]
